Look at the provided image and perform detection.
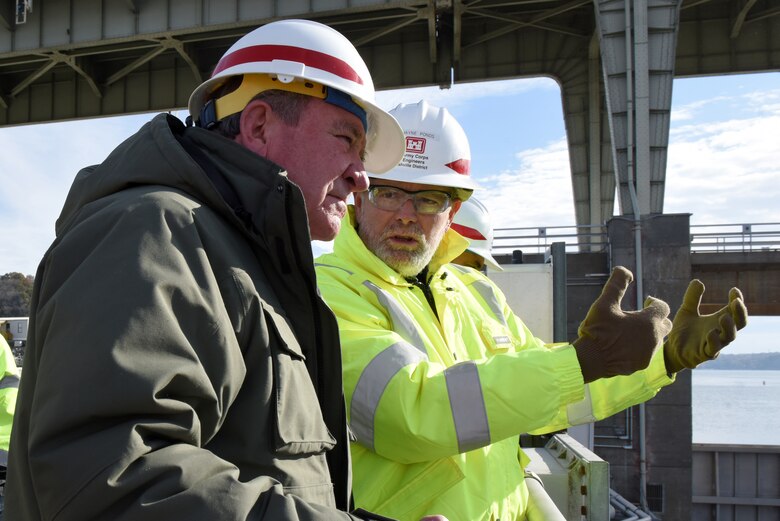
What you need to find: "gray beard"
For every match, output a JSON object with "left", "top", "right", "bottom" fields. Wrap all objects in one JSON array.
[{"left": 358, "top": 223, "right": 444, "bottom": 277}]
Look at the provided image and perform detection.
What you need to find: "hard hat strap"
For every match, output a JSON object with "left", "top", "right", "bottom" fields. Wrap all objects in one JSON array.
[{"left": 322, "top": 87, "right": 367, "bottom": 131}]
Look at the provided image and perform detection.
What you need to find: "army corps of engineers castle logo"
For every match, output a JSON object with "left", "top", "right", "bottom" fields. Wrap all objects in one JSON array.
[{"left": 406, "top": 136, "right": 426, "bottom": 154}]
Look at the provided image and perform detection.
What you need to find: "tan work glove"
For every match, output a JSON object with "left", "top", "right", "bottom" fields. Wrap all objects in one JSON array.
[
  {"left": 573, "top": 266, "right": 672, "bottom": 383},
  {"left": 663, "top": 280, "right": 747, "bottom": 374}
]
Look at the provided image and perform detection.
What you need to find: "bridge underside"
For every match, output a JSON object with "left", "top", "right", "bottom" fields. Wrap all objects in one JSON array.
[{"left": 1, "top": 0, "right": 779, "bottom": 229}]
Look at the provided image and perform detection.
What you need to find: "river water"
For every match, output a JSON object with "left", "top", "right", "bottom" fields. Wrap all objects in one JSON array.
[{"left": 692, "top": 369, "right": 780, "bottom": 445}]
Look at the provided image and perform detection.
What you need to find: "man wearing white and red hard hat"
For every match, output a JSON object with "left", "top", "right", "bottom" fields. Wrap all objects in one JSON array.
[
  {"left": 6, "top": 19, "right": 448, "bottom": 521},
  {"left": 451, "top": 197, "right": 504, "bottom": 272},
  {"left": 316, "top": 100, "right": 747, "bottom": 520}
]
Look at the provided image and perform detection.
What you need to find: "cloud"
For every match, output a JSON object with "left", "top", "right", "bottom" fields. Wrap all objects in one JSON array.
[
  {"left": 0, "top": 115, "right": 151, "bottom": 275},
  {"left": 474, "top": 138, "right": 574, "bottom": 227},
  {"left": 671, "top": 87, "right": 780, "bottom": 122},
  {"left": 670, "top": 96, "right": 730, "bottom": 122},
  {"left": 665, "top": 112, "right": 780, "bottom": 224}
]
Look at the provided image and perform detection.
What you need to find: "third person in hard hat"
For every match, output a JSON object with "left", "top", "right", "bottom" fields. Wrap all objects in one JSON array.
[
  {"left": 0, "top": 334, "right": 19, "bottom": 476},
  {"left": 315, "top": 100, "right": 748, "bottom": 520},
  {"left": 450, "top": 197, "right": 503, "bottom": 272}
]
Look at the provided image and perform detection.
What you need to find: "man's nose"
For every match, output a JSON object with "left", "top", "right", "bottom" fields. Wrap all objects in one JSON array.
[
  {"left": 345, "top": 159, "right": 369, "bottom": 193},
  {"left": 396, "top": 197, "right": 418, "bottom": 223}
]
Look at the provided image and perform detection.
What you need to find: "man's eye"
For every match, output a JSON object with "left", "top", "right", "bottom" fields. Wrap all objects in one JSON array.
[
  {"left": 337, "top": 134, "right": 353, "bottom": 145},
  {"left": 420, "top": 193, "right": 447, "bottom": 206},
  {"left": 376, "top": 189, "right": 401, "bottom": 200}
]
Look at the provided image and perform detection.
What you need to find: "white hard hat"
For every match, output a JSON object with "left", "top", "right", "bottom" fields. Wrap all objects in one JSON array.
[
  {"left": 451, "top": 197, "right": 503, "bottom": 271},
  {"left": 188, "top": 19, "right": 404, "bottom": 174},
  {"left": 370, "top": 100, "right": 479, "bottom": 200}
]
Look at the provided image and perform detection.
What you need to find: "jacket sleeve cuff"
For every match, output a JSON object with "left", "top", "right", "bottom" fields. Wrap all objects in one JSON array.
[
  {"left": 549, "top": 344, "right": 586, "bottom": 406},
  {"left": 645, "top": 344, "right": 676, "bottom": 387}
]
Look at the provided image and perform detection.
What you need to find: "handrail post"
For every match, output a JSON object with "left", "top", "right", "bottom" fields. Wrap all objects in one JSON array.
[{"left": 548, "top": 242, "right": 567, "bottom": 343}]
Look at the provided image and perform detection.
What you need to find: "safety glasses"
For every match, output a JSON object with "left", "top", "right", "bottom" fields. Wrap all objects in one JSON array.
[{"left": 367, "top": 185, "right": 454, "bottom": 215}]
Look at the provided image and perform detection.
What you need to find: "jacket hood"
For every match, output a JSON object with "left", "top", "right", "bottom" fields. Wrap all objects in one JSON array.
[{"left": 331, "top": 206, "right": 470, "bottom": 283}]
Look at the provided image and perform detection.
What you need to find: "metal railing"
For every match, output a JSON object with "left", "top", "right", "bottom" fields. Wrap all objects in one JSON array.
[
  {"left": 689, "top": 222, "right": 780, "bottom": 253},
  {"left": 489, "top": 222, "right": 780, "bottom": 256},
  {"left": 492, "top": 224, "right": 608, "bottom": 256}
]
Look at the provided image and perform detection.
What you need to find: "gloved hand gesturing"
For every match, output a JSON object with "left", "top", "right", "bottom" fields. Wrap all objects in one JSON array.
[
  {"left": 663, "top": 280, "right": 748, "bottom": 374},
  {"left": 573, "top": 266, "right": 672, "bottom": 383}
]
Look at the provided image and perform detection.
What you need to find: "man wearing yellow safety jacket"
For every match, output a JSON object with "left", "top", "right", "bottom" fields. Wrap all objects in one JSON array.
[
  {"left": 315, "top": 100, "right": 748, "bottom": 521},
  {"left": 0, "top": 335, "right": 19, "bottom": 472}
]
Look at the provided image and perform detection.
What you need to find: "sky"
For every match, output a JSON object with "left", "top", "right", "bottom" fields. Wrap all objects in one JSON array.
[{"left": 1, "top": 71, "right": 778, "bottom": 354}]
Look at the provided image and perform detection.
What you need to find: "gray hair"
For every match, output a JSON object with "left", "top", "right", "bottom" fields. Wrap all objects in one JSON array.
[{"left": 210, "top": 88, "right": 312, "bottom": 139}]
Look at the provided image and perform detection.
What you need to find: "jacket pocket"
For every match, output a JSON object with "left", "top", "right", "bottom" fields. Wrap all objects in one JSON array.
[{"left": 263, "top": 303, "right": 337, "bottom": 455}]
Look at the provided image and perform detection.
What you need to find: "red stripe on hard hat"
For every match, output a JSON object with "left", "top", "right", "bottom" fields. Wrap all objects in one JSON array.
[
  {"left": 446, "top": 158, "right": 470, "bottom": 175},
  {"left": 213, "top": 44, "right": 365, "bottom": 85},
  {"left": 451, "top": 223, "right": 486, "bottom": 241}
]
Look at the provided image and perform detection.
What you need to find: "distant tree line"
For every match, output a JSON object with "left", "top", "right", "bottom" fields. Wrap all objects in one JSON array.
[
  {"left": 701, "top": 352, "right": 780, "bottom": 371},
  {"left": 0, "top": 272, "right": 34, "bottom": 316}
]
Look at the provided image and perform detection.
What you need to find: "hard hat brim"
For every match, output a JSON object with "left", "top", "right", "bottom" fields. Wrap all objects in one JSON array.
[
  {"left": 468, "top": 246, "right": 504, "bottom": 271},
  {"left": 362, "top": 103, "right": 405, "bottom": 174}
]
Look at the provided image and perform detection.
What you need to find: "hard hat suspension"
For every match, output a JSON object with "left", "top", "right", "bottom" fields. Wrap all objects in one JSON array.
[{"left": 197, "top": 73, "right": 367, "bottom": 131}]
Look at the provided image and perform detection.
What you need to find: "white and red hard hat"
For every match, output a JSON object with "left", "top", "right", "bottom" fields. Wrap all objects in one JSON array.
[
  {"left": 370, "top": 100, "right": 480, "bottom": 200},
  {"left": 451, "top": 197, "right": 503, "bottom": 271},
  {"left": 188, "top": 19, "right": 404, "bottom": 174}
]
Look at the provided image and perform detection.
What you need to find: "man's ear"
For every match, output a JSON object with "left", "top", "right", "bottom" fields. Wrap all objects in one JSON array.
[
  {"left": 353, "top": 191, "right": 365, "bottom": 227},
  {"left": 235, "top": 100, "right": 273, "bottom": 154},
  {"left": 447, "top": 199, "right": 463, "bottom": 225}
]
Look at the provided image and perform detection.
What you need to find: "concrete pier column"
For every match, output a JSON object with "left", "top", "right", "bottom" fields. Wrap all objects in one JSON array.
[{"left": 598, "top": 212, "right": 692, "bottom": 519}]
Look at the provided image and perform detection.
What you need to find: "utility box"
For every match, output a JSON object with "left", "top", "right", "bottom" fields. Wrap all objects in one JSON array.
[{"left": 487, "top": 264, "right": 554, "bottom": 343}]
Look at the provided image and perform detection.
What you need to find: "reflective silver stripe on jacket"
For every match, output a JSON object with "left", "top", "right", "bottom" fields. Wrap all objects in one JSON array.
[
  {"left": 444, "top": 361, "right": 491, "bottom": 452},
  {"left": 350, "top": 342, "right": 428, "bottom": 451},
  {"left": 566, "top": 385, "right": 596, "bottom": 425},
  {"left": 363, "top": 280, "right": 428, "bottom": 356},
  {"left": 357, "top": 279, "right": 491, "bottom": 452},
  {"left": 449, "top": 265, "right": 508, "bottom": 328},
  {"left": 470, "top": 280, "right": 509, "bottom": 329},
  {"left": 0, "top": 373, "right": 19, "bottom": 390}
]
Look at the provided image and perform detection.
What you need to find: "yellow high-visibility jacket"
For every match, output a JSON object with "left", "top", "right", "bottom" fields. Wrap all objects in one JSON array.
[
  {"left": 315, "top": 208, "right": 674, "bottom": 521},
  {"left": 0, "top": 335, "right": 20, "bottom": 467}
]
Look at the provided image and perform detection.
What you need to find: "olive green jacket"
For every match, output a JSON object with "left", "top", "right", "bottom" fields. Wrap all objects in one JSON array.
[{"left": 6, "top": 114, "right": 359, "bottom": 520}]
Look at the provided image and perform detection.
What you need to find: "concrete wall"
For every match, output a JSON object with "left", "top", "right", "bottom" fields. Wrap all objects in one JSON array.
[{"left": 597, "top": 213, "right": 693, "bottom": 519}]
